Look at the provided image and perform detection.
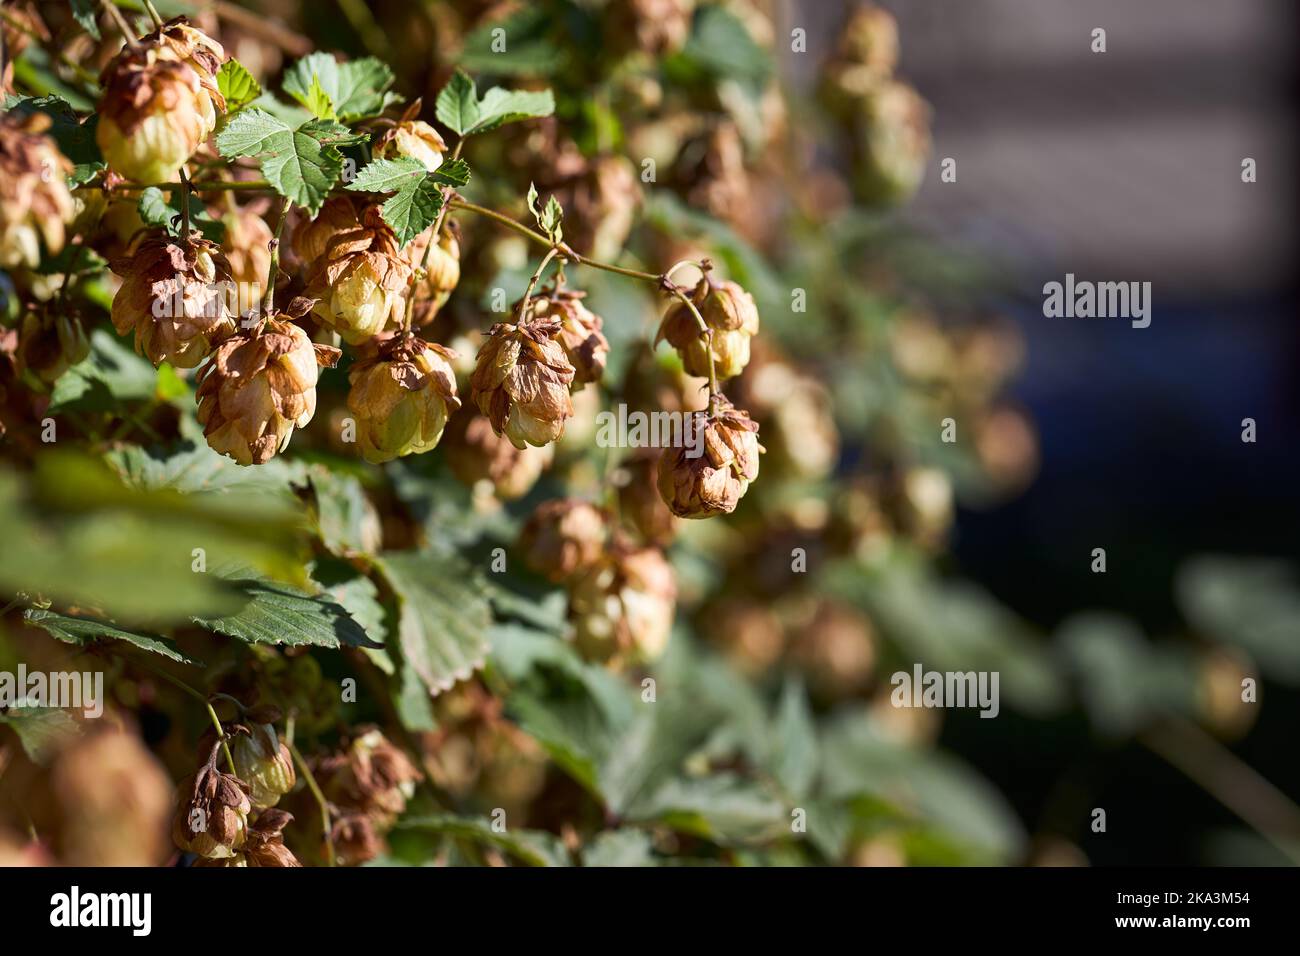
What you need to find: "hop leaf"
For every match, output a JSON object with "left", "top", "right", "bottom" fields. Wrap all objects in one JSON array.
[
  {"left": 282, "top": 52, "right": 397, "bottom": 121},
  {"left": 347, "top": 158, "right": 472, "bottom": 246},
  {"left": 216, "top": 59, "right": 262, "bottom": 114},
  {"left": 435, "top": 70, "right": 554, "bottom": 137}
]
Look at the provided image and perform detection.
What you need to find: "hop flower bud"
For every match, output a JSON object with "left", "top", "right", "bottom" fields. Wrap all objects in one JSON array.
[
  {"left": 405, "top": 225, "right": 461, "bottom": 325},
  {"left": 569, "top": 543, "right": 676, "bottom": 664},
  {"left": 196, "top": 311, "right": 341, "bottom": 465},
  {"left": 96, "top": 24, "right": 226, "bottom": 183},
  {"left": 657, "top": 396, "right": 762, "bottom": 518},
  {"left": 304, "top": 205, "right": 412, "bottom": 344},
  {"left": 0, "top": 112, "right": 75, "bottom": 270},
  {"left": 658, "top": 276, "right": 759, "bottom": 381},
  {"left": 110, "top": 234, "right": 238, "bottom": 368},
  {"left": 346, "top": 333, "right": 461, "bottom": 463},
  {"left": 374, "top": 119, "right": 447, "bottom": 172},
  {"left": 520, "top": 286, "right": 609, "bottom": 387},
  {"left": 229, "top": 723, "right": 296, "bottom": 810},
  {"left": 470, "top": 317, "right": 576, "bottom": 449},
  {"left": 173, "top": 743, "right": 252, "bottom": 859},
  {"left": 315, "top": 727, "right": 421, "bottom": 825},
  {"left": 444, "top": 410, "right": 554, "bottom": 500},
  {"left": 15, "top": 309, "right": 89, "bottom": 387},
  {"left": 519, "top": 499, "right": 608, "bottom": 583}
]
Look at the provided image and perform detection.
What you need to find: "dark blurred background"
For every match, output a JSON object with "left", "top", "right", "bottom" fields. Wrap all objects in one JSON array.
[{"left": 799, "top": 0, "right": 1298, "bottom": 864}]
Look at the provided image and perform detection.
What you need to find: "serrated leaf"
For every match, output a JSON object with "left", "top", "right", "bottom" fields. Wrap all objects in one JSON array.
[
  {"left": 69, "top": 162, "right": 105, "bottom": 188},
  {"left": 434, "top": 70, "right": 479, "bottom": 136},
  {"left": 23, "top": 608, "right": 198, "bottom": 665},
  {"left": 301, "top": 466, "right": 379, "bottom": 556},
  {"left": 628, "top": 774, "right": 790, "bottom": 847},
  {"left": 542, "top": 195, "right": 563, "bottom": 243},
  {"left": 70, "top": 0, "right": 101, "bottom": 41},
  {"left": 282, "top": 52, "right": 395, "bottom": 121},
  {"left": 380, "top": 176, "right": 444, "bottom": 247},
  {"left": 303, "top": 75, "right": 336, "bottom": 120},
  {"left": 48, "top": 328, "right": 158, "bottom": 412},
  {"left": 432, "top": 158, "right": 471, "bottom": 187},
  {"left": 217, "top": 110, "right": 362, "bottom": 214},
  {"left": 374, "top": 551, "right": 492, "bottom": 697},
  {"left": 397, "top": 814, "right": 570, "bottom": 866},
  {"left": 468, "top": 87, "right": 554, "bottom": 134},
  {"left": 216, "top": 59, "right": 262, "bottom": 113},
  {"left": 768, "top": 677, "right": 818, "bottom": 800},
  {"left": 191, "top": 566, "right": 381, "bottom": 649},
  {"left": 346, "top": 157, "right": 427, "bottom": 194}
]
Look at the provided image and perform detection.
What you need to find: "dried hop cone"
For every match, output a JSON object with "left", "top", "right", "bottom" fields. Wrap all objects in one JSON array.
[
  {"left": 347, "top": 332, "right": 461, "bottom": 464},
  {"left": 315, "top": 727, "right": 421, "bottom": 825},
  {"left": 96, "top": 20, "right": 225, "bottom": 183},
  {"left": 195, "top": 808, "right": 301, "bottom": 868},
  {"left": 658, "top": 275, "right": 760, "bottom": 381},
  {"left": 519, "top": 499, "right": 608, "bottom": 583},
  {"left": 196, "top": 303, "right": 341, "bottom": 466},
  {"left": 15, "top": 309, "right": 89, "bottom": 387},
  {"left": 405, "top": 225, "right": 461, "bottom": 325},
  {"left": 445, "top": 410, "right": 554, "bottom": 500},
  {"left": 173, "top": 742, "right": 252, "bottom": 859},
  {"left": 657, "top": 396, "right": 763, "bottom": 518},
  {"left": 569, "top": 542, "right": 677, "bottom": 664},
  {"left": 470, "top": 316, "right": 576, "bottom": 449},
  {"left": 304, "top": 204, "right": 412, "bottom": 344},
  {"left": 374, "top": 115, "right": 447, "bottom": 172},
  {"left": 520, "top": 286, "right": 609, "bottom": 387},
  {"left": 0, "top": 111, "right": 75, "bottom": 270},
  {"left": 110, "top": 234, "right": 238, "bottom": 368},
  {"left": 229, "top": 723, "right": 296, "bottom": 810}
]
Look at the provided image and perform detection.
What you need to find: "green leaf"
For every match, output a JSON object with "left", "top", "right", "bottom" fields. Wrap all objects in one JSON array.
[
  {"left": 191, "top": 566, "right": 382, "bottom": 649},
  {"left": 70, "top": 0, "right": 101, "bottom": 41},
  {"left": 582, "top": 829, "right": 657, "bottom": 867},
  {"left": 216, "top": 58, "right": 262, "bottom": 113},
  {"left": 347, "top": 156, "right": 427, "bottom": 193},
  {"left": 457, "top": 6, "right": 564, "bottom": 76},
  {"left": 137, "top": 186, "right": 224, "bottom": 243},
  {"left": 374, "top": 551, "right": 492, "bottom": 696},
  {"left": 48, "top": 328, "right": 158, "bottom": 413},
  {"left": 303, "top": 75, "right": 337, "bottom": 120},
  {"left": 768, "top": 677, "right": 818, "bottom": 800},
  {"left": 679, "top": 4, "right": 771, "bottom": 87},
  {"left": 628, "top": 774, "right": 790, "bottom": 847},
  {"left": 434, "top": 70, "right": 479, "bottom": 136},
  {"left": 379, "top": 175, "right": 444, "bottom": 247},
  {"left": 282, "top": 52, "right": 395, "bottom": 121},
  {"left": 23, "top": 608, "right": 199, "bottom": 665},
  {"left": 434, "top": 70, "right": 554, "bottom": 137},
  {"left": 301, "top": 466, "right": 379, "bottom": 556},
  {"left": 432, "top": 158, "right": 471, "bottom": 188},
  {"left": 0, "top": 708, "right": 81, "bottom": 765},
  {"left": 526, "top": 182, "right": 563, "bottom": 243},
  {"left": 216, "top": 110, "right": 363, "bottom": 215},
  {"left": 4, "top": 94, "right": 101, "bottom": 165},
  {"left": 397, "top": 814, "right": 570, "bottom": 866},
  {"left": 69, "top": 162, "right": 105, "bottom": 188}
]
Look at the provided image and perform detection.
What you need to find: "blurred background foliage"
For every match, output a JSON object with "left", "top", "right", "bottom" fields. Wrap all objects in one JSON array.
[{"left": 0, "top": 0, "right": 1297, "bottom": 867}]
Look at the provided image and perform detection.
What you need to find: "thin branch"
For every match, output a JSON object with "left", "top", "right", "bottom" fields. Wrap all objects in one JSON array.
[{"left": 287, "top": 739, "right": 336, "bottom": 867}]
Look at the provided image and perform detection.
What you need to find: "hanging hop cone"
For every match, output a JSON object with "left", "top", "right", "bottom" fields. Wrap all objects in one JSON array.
[
  {"left": 172, "top": 742, "right": 252, "bottom": 860},
  {"left": 229, "top": 722, "right": 296, "bottom": 810},
  {"left": 15, "top": 308, "right": 89, "bottom": 388},
  {"left": 195, "top": 299, "right": 341, "bottom": 466},
  {"left": 0, "top": 111, "right": 75, "bottom": 270},
  {"left": 658, "top": 274, "right": 760, "bottom": 381},
  {"left": 657, "top": 395, "right": 763, "bottom": 518},
  {"left": 470, "top": 315, "right": 576, "bottom": 449},
  {"left": 519, "top": 498, "right": 608, "bottom": 583},
  {"left": 346, "top": 332, "right": 461, "bottom": 464},
  {"left": 516, "top": 285, "right": 609, "bottom": 388},
  {"left": 569, "top": 541, "right": 677, "bottom": 664}
]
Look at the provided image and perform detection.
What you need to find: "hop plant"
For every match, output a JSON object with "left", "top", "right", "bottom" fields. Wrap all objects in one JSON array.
[
  {"left": 569, "top": 540, "right": 677, "bottom": 664},
  {"left": 657, "top": 396, "right": 763, "bottom": 518},
  {"left": 96, "top": 22, "right": 226, "bottom": 183},
  {"left": 173, "top": 742, "right": 253, "bottom": 860},
  {"left": 405, "top": 224, "right": 461, "bottom": 325},
  {"left": 109, "top": 233, "right": 238, "bottom": 368},
  {"left": 470, "top": 315, "right": 576, "bottom": 449},
  {"left": 15, "top": 308, "right": 89, "bottom": 388},
  {"left": 658, "top": 273, "right": 760, "bottom": 381},
  {"left": 346, "top": 332, "right": 461, "bottom": 463},
  {"left": 195, "top": 300, "right": 341, "bottom": 465},
  {"left": 229, "top": 723, "right": 296, "bottom": 810},
  {"left": 0, "top": 111, "right": 75, "bottom": 270}
]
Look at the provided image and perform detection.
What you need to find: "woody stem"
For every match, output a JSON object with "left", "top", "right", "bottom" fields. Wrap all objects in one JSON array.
[
  {"left": 179, "top": 167, "right": 192, "bottom": 239},
  {"left": 668, "top": 285, "right": 719, "bottom": 402}
]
